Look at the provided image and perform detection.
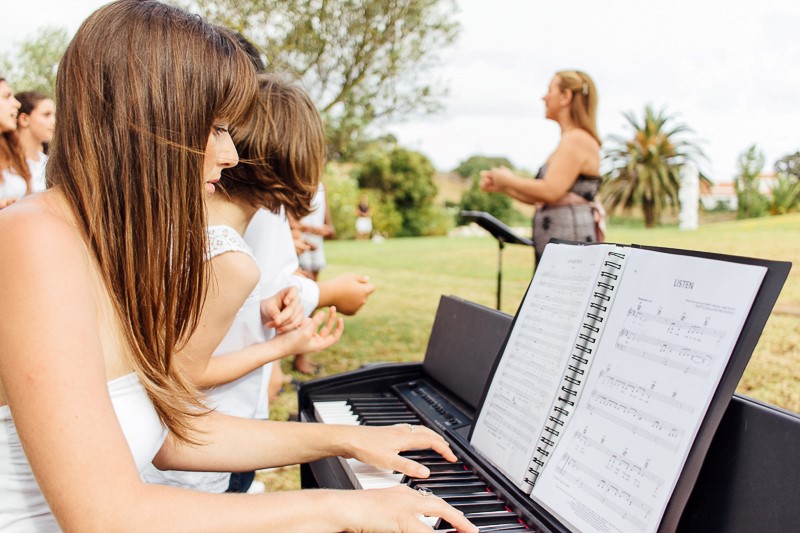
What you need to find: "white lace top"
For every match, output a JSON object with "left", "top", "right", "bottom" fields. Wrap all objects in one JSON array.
[
  {"left": 143, "top": 225, "right": 268, "bottom": 493},
  {"left": 0, "top": 373, "right": 167, "bottom": 532}
]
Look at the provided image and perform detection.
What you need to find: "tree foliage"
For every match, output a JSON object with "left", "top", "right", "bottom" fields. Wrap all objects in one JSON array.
[
  {"left": 601, "top": 105, "right": 706, "bottom": 227},
  {"left": 355, "top": 140, "right": 439, "bottom": 237},
  {"left": 767, "top": 174, "right": 800, "bottom": 215},
  {"left": 0, "top": 27, "right": 69, "bottom": 95},
  {"left": 734, "top": 144, "right": 769, "bottom": 219},
  {"left": 178, "top": 0, "right": 459, "bottom": 160},
  {"left": 774, "top": 150, "right": 800, "bottom": 180},
  {"left": 453, "top": 154, "right": 515, "bottom": 225},
  {"left": 452, "top": 155, "right": 512, "bottom": 180}
]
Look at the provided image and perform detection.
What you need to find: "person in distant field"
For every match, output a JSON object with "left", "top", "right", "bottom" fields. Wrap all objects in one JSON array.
[
  {"left": 355, "top": 192, "right": 373, "bottom": 239},
  {"left": 480, "top": 70, "right": 604, "bottom": 265},
  {"left": 0, "top": 78, "right": 29, "bottom": 208},
  {"left": 296, "top": 182, "right": 335, "bottom": 281},
  {"left": 15, "top": 91, "right": 55, "bottom": 193}
]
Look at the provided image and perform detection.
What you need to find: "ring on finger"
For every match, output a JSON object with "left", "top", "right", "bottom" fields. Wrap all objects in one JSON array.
[
  {"left": 407, "top": 423, "right": 415, "bottom": 432},
  {"left": 417, "top": 487, "right": 433, "bottom": 497}
]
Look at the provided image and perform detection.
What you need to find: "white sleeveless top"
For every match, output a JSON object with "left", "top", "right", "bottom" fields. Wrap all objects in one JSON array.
[
  {"left": 143, "top": 225, "right": 269, "bottom": 493},
  {"left": 0, "top": 169, "right": 27, "bottom": 201},
  {"left": 0, "top": 373, "right": 167, "bottom": 532}
]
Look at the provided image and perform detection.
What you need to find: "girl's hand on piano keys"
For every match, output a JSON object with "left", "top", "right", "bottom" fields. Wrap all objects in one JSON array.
[
  {"left": 340, "top": 485, "right": 479, "bottom": 533},
  {"left": 343, "top": 423, "right": 457, "bottom": 479}
]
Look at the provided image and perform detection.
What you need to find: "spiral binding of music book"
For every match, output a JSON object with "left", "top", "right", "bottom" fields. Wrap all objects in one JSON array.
[{"left": 523, "top": 249, "right": 629, "bottom": 489}]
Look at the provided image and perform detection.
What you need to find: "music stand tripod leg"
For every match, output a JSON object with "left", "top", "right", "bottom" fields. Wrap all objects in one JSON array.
[{"left": 497, "top": 239, "right": 505, "bottom": 310}]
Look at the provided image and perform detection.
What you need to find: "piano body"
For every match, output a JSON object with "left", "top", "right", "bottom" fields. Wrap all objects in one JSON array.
[{"left": 298, "top": 296, "right": 800, "bottom": 532}]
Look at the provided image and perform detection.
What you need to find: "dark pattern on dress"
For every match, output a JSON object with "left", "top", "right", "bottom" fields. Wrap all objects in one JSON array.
[{"left": 532, "top": 165, "right": 601, "bottom": 262}]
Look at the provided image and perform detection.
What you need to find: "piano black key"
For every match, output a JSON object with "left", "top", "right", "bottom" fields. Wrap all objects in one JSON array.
[
  {"left": 436, "top": 524, "right": 531, "bottom": 533},
  {"left": 407, "top": 474, "right": 481, "bottom": 488},
  {"left": 442, "top": 494, "right": 501, "bottom": 505},
  {"left": 436, "top": 512, "right": 527, "bottom": 531},
  {"left": 400, "top": 450, "right": 452, "bottom": 460},
  {"left": 350, "top": 406, "right": 412, "bottom": 413},
  {"left": 450, "top": 501, "right": 508, "bottom": 514},
  {"left": 347, "top": 398, "right": 404, "bottom": 405},
  {"left": 422, "top": 461, "right": 468, "bottom": 473},
  {"left": 412, "top": 481, "right": 488, "bottom": 495},
  {"left": 361, "top": 419, "right": 421, "bottom": 426}
]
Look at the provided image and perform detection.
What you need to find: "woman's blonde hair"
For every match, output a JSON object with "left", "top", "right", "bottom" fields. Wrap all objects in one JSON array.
[
  {"left": 48, "top": 0, "right": 257, "bottom": 442},
  {"left": 556, "top": 70, "right": 601, "bottom": 145},
  {"left": 224, "top": 73, "right": 324, "bottom": 220}
]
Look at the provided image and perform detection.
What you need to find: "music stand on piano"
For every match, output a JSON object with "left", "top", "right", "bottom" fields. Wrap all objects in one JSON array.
[{"left": 459, "top": 210, "right": 533, "bottom": 310}]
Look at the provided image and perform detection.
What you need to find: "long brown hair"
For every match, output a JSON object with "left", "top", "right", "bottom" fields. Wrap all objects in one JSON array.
[
  {"left": 556, "top": 70, "right": 601, "bottom": 145},
  {"left": 223, "top": 73, "right": 324, "bottom": 220},
  {"left": 0, "top": 78, "right": 31, "bottom": 189},
  {"left": 48, "top": 0, "right": 257, "bottom": 442}
]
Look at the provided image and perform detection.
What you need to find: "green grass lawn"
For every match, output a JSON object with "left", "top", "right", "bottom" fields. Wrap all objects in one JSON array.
[{"left": 262, "top": 212, "right": 800, "bottom": 491}]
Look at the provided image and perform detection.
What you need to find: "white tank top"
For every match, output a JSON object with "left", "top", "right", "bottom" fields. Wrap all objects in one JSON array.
[
  {"left": 143, "top": 225, "right": 269, "bottom": 493},
  {"left": 0, "top": 169, "right": 27, "bottom": 201},
  {"left": 0, "top": 373, "right": 167, "bottom": 532}
]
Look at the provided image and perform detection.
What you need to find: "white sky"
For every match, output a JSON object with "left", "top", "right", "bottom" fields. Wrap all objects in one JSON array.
[{"left": 2, "top": 0, "right": 799, "bottom": 182}]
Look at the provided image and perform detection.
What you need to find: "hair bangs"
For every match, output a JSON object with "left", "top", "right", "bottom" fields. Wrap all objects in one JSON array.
[{"left": 211, "top": 28, "right": 258, "bottom": 130}]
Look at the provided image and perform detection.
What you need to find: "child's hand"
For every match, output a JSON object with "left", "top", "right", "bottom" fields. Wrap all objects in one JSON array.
[
  {"left": 284, "top": 306, "right": 344, "bottom": 355},
  {"left": 261, "top": 286, "right": 305, "bottom": 332}
]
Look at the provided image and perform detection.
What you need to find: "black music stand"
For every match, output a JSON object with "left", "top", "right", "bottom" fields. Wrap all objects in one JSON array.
[{"left": 460, "top": 210, "right": 533, "bottom": 310}]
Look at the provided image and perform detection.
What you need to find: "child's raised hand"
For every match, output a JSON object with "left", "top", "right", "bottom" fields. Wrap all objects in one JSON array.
[{"left": 285, "top": 306, "right": 344, "bottom": 355}]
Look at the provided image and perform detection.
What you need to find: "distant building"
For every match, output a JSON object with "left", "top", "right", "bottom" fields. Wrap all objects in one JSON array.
[
  {"left": 700, "top": 181, "right": 737, "bottom": 210},
  {"left": 699, "top": 172, "right": 778, "bottom": 211}
]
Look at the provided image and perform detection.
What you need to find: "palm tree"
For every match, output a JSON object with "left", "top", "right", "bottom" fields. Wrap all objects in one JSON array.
[{"left": 601, "top": 105, "right": 706, "bottom": 227}]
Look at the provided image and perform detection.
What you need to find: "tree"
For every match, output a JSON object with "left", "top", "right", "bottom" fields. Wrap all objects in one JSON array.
[
  {"left": 767, "top": 174, "right": 800, "bottom": 215},
  {"left": 734, "top": 144, "right": 769, "bottom": 219},
  {"left": 0, "top": 27, "right": 70, "bottom": 96},
  {"left": 601, "top": 105, "right": 706, "bottom": 227},
  {"left": 458, "top": 176, "right": 515, "bottom": 225},
  {"left": 178, "top": 0, "right": 459, "bottom": 159},
  {"left": 774, "top": 150, "right": 800, "bottom": 180},
  {"left": 453, "top": 154, "right": 515, "bottom": 225},
  {"left": 356, "top": 141, "right": 439, "bottom": 237},
  {"left": 453, "top": 155, "right": 512, "bottom": 180}
]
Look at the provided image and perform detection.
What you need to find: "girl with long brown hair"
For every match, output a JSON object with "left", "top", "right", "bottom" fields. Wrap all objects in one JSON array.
[
  {"left": 481, "top": 70, "right": 604, "bottom": 264},
  {"left": 0, "top": 1, "right": 476, "bottom": 532},
  {"left": 0, "top": 77, "right": 30, "bottom": 208}
]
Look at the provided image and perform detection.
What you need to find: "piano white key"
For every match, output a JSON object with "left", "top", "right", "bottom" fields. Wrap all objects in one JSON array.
[
  {"left": 315, "top": 401, "right": 407, "bottom": 491},
  {"left": 314, "top": 401, "right": 359, "bottom": 425}
]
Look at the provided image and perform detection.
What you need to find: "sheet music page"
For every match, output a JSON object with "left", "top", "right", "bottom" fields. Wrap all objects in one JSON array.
[
  {"left": 531, "top": 248, "right": 767, "bottom": 533},
  {"left": 471, "top": 243, "right": 611, "bottom": 488}
]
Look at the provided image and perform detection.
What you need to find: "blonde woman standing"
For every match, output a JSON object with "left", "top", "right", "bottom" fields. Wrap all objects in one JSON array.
[{"left": 481, "top": 70, "right": 603, "bottom": 263}]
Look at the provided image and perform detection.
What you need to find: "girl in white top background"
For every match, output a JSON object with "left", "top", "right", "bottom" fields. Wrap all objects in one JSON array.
[
  {"left": 15, "top": 91, "right": 55, "bottom": 193},
  {"left": 0, "top": 77, "right": 29, "bottom": 208},
  {"left": 296, "top": 182, "right": 335, "bottom": 281},
  {"left": 0, "top": 1, "right": 475, "bottom": 531}
]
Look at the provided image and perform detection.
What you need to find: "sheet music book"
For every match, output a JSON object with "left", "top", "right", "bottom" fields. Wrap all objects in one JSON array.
[{"left": 470, "top": 241, "right": 769, "bottom": 533}]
